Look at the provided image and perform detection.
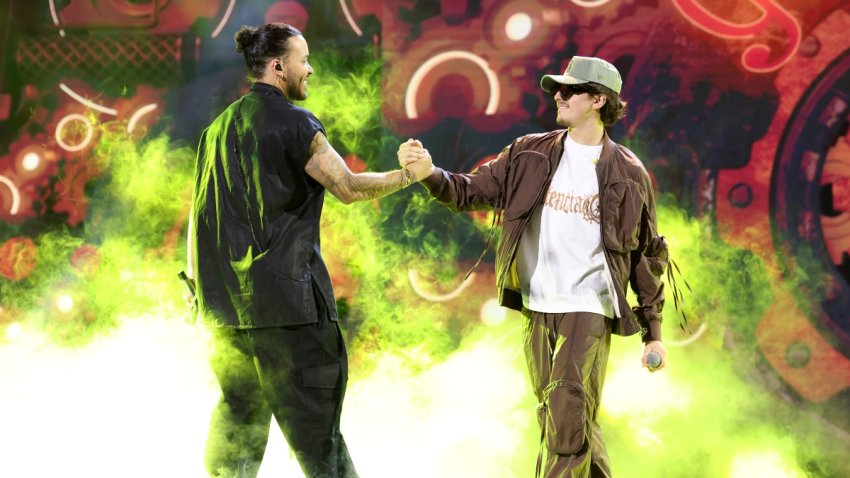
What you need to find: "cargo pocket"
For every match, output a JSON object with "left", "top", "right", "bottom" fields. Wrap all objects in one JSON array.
[
  {"left": 645, "top": 235, "right": 669, "bottom": 277},
  {"left": 540, "top": 380, "right": 589, "bottom": 454},
  {"left": 602, "top": 180, "right": 643, "bottom": 253}
]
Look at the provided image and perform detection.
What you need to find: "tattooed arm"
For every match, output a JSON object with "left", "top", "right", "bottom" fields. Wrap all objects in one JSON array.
[{"left": 305, "top": 132, "right": 432, "bottom": 204}]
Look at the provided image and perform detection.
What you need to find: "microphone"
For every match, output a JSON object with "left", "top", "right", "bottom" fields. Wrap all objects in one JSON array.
[
  {"left": 177, "top": 271, "right": 198, "bottom": 323},
  {"left": 646, "top": 351, "right": 662, "bottom": 370},
  {"left": 177, "top": 270, "right": 196, "bottom": 298}
]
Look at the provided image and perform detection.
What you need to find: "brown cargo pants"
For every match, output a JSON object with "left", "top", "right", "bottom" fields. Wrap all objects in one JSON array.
[{"left": 524, "top": 310, "right": 613, "bottom": 478}]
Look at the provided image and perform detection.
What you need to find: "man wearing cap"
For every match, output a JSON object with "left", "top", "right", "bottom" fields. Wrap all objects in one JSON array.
[{"left": 400, "top": 56, "right": 669, "bottom": 477}]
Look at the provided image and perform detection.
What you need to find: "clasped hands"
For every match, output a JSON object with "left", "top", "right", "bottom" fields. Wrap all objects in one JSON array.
[{"left": 397, "top": 139, "right": 434, "bottom": 182}]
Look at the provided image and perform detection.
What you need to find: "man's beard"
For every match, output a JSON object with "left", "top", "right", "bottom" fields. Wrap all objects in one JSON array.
[
  {"left": 556, "top": 114, "right": 571, "bottom": 128},
  {"left": 286, "top": 80, "right": 307, "bottom": 101}
]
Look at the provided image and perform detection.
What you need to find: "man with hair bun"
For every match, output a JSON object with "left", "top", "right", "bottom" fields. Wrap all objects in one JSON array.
[
  {"left": 401, "top": 56, "right": 669, "bottom": 477},
  {"left": 187, "top": 23, "right": 431, "bottom": 478}
]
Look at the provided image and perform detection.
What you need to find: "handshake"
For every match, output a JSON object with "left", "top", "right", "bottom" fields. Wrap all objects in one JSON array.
[{"left": 397, "top": 138, "right": 434, "bottom": 183}]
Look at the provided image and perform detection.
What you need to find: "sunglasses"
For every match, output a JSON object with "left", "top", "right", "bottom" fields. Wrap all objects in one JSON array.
[{"left": 553, "top": 84, "right": 593, "bottom": 99}]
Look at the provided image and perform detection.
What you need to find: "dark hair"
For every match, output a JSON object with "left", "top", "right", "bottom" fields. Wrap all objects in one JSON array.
[
  {"left": 234, "top": 23, "right": 302, "bottom": 80},
  {"left": 583, "top": 83, "right": 627, "bottom": 126}
]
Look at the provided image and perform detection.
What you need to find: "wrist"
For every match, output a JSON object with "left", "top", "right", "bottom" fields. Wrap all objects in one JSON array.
[{"left": 401, "top": 167, "right": 414, "bottom": 187}]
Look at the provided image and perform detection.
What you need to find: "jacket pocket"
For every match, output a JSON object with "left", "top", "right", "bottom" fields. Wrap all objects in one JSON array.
[
  {"left": 538, "top": 380, "right": 589, "bottom": 454},
  {"left": 241, "top": 268, "right": 318, "bottom": 325},
  {"left": 264, "top": 234, "right": 312, "bottom": 281},
  {"left": 645, "top": 235, "right": 669, "bottom": 276},
  {"left": 602, "top": 179, "right": 644, "bottom": 253},
  {"left": 272, "top": 271, "right": 317, "bottom": 314}
]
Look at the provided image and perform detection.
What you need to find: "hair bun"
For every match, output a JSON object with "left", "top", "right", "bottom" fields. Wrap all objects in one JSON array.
[{"left": 234, "top": 26, "right": 258, "bottom": 54}]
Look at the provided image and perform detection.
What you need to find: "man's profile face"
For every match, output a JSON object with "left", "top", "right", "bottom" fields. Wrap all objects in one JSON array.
[
  {"left": 553, "top": 84, "right": 605, "bottom": 128},
  {"left": 281, "top": 35, "right": 313, "bottom": 101}
]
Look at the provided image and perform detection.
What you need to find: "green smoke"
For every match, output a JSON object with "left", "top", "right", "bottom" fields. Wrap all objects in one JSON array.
[
  {"left": 299, "top": 47, "right": 491, "bottom": 373},
  {"left": 2, "top": 43, "right": 849, "bottom": 478},
  {"left": 595, "top": 199, "right": 849, "bottom": 478},
  {"left": 301, "top": 49, "right": 385, "bottom": 166},
  {"left": 0, "top": 119, "right": 194, "bottom": 345},
  {"left": 300, "top": 46, "right": 850, "bottom": 477}
]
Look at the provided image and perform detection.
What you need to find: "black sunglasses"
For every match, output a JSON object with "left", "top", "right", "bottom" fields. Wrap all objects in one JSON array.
[{"left": 553, "top": 83, "right": 593, "bottom": 99}]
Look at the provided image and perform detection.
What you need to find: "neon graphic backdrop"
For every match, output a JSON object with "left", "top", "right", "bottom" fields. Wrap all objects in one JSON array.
[{"left": 1, "top": 1, "right": 849, "bottom": 477}]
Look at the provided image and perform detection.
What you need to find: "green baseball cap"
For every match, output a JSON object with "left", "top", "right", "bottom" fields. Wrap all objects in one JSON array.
[{"left": 540, "top": 56, "right": 622, "bottom": 94}]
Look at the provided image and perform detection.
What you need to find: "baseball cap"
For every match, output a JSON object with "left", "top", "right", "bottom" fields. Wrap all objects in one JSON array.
[{"left": 540, "top": 56, "right": 622, "bottom": 94}]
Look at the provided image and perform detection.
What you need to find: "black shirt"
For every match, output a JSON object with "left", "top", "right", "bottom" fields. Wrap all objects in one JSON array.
[{"left": 191, "top": 82, "right": 337, "bottom": 327}]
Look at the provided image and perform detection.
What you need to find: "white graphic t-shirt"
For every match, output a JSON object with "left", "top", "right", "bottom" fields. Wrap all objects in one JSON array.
[{"left": 516, "top": 134, "right": 617, "bottom": 316}]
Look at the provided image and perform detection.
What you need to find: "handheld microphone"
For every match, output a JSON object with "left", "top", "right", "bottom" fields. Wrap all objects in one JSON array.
[
  {"left": 646, "top": 351, "right": 662, "bottom": 370},
  {"left": 177, "top": 270, "right": 196, "bottom": 298}
]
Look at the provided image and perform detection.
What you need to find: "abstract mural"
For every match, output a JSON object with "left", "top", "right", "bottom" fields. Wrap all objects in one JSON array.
[{"left": 1, "top": 1, "right": 849, "bottom": 477}]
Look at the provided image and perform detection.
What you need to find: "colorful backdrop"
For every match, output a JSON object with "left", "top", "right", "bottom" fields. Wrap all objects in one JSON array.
[{"left": 1, "top": 1, "right": 849, "bottom": 477}]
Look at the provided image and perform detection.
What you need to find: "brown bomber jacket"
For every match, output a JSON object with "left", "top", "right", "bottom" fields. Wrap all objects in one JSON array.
[{"left": 422, "top": 129, "right": 667, "bottom": 342}]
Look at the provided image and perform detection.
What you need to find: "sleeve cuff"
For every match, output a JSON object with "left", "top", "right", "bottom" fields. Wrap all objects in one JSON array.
[
  {"left": 643, "top": 319, "right": 662, "bottom": 343},
  {"left": 633, "top": 306, "right": 663, "bottom": 342},
  {"left": 421, "top": 167, "right": 443, "bottom": 190}
]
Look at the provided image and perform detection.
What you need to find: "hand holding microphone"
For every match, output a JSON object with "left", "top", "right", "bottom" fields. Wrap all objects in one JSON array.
[
  {"left": 643, "top": 341, "right": 667, "bottom": 372},
  {"left": 646, "top": 351, "right": 662, "bottom": 370}
]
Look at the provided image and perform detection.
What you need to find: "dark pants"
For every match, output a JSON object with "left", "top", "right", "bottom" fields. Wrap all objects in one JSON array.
[
  {"left": 205, "top": 315, "right": 357, "bottom": 478},
  {"left": 524, "top": 310, "right": 613, "bottom": 478}
]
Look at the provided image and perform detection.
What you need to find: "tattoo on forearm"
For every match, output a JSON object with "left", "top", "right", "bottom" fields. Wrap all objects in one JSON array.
[
  {"left": 306, "top": 132, "right": 407, "bottom": 203},
  {"left": 344, "top": 170, "right": 407, "bottom": 201}
]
